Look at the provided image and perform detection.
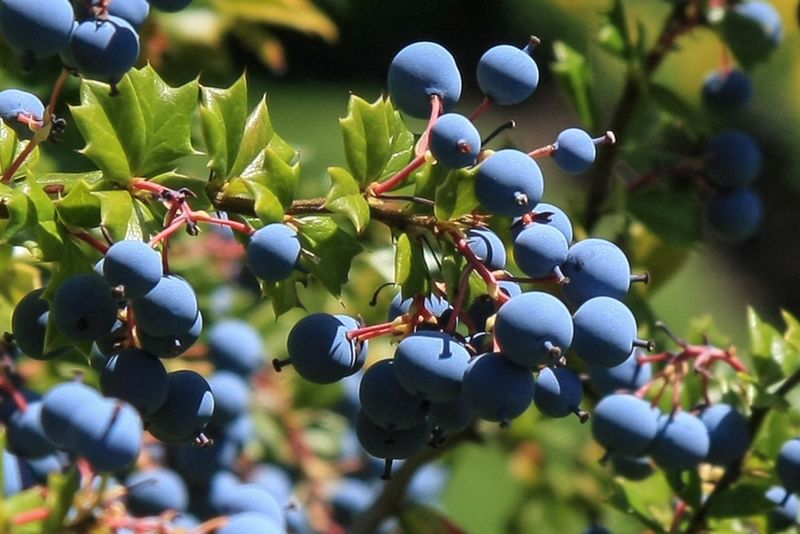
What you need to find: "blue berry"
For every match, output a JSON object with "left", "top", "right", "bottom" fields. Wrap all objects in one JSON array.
[
  {"left": 246, "top": 223, "right": 301, "bottom": 282},
  {"left": 429, "top": 396, "right": 472, "bottom": 434},
  {"left": 511, "top": 202, "right": 574, "bottom": 243},
  {"left": 101, "top": 348, "right": 169, "bottom": 417},
  {"left": 207, "top": 319, "right": 263, "bottom": 376},
  {"left": 429, "top": 113, "right": 481, "bottom": 168},
  {"left": 217, "top": 512, "right": 283, "bottom": 534},
  {"left": 494, "top": 292, "right": 573, "bottom": 369},
  {"left": 103, "top": 240, "right": 163, "bottom": 299},
  {"left": 706, "top": 187, "right": 764, "bottom": 242},
  {"left": 41, "top": 381, "right": 103, "bottom": 449},
  {"left": 217, "top": 485, "right": 285, "bottom": 529},
  {"left": 706, "top": 129, "right": 762, "bottom": 188},
  {"left": 766, "top": 486, "right": 800, "bottom": 530},
  {"left": 608, "top": 452, "right": 654, "bottom": 481},
  {"left": 466, "top": 227, "right": 506, "bottom": 270},
  {"left": 698, "top": 403, "right": 750, "bottom": 466},
  {"left": 573, "top": 297, "right": 644, "bottom": 368},
  {"left": 2, "top": 450, "right": 34, "bottom": 496},
  {"left": 512, "top": 223, "right": 568, "bottom": 280},
  {"left": 52, "top": 273, "right": 118, "bottom": 342},
  {"left": 533, "top": 367, "right": 583, "bottom": 418},
  {"left": 735, "top": 1, "right": 783, "bottom": 44},
  {"left": 461, "top": 353, "right": 534, "bottom": 425},
  {"left": 355, "top": 412, "right": 431, "bottom": 463},
  {"left": 70, "top": 16, "right": 141, "bottom": 86},
  {"left": 387, "top": 42, "right": 462, "bottom": 119},
  {"left": 476, "top": 44, "right": 539, "bottom": 105},
  {"left": 475, "top": 149, "right": 544, "bottom": 217},
  {"left": 560, "top": 238, "right": 632, "bottom": 305},
  {"left": 0, "top": 0, "right": 75, "bottom": 58},
  {"left": 132, "top": 275, "right": 199, "bottom": 338},
  {"left": 393, "top": 331, "right": 471, "bottom": 402},
  {"left": 126, "top": 467, "right": 189, "bottom": 517},
  {"left": 589, "top": 349, "right": 652, "bottom": 396},
  {"left": 650, "top": 410, "right": 710, "bottom": 471},
  {"left": 284, "top": 313, "right": 366, "bottom": 384},
  {"left": 137, "top": 310, "right": 202, "bottom": 359},
  {"left": 7, "top": 401, "right": 56, "bottom": 459},
  {"left": 702, "top": 69, "right": 752, "bottom": 111},
  {"left": 591, "top": 393, "right": 659, "bottom": 455},
  {"left": 11, "top": 289, "right": 51, "bottom": 360},
  {"left": 147, "top": 370, "right": 214, "bottom": 442},
  {"left": 71, "top": 399, "right": 143, "bottom": 473},
  {"left": 0, "top": 89, "right": 45, "bottom": 140},
  {"left": 208, "top": 371, "right": 250, "bottom": 426},
  {"left": 359, "top": 358, "right": 428, "bottom": 430},
  {"left": 330, "top": 478, "right": 375, "bottom": 527},
  {"left": 552, "top": 128, "right": 596, "bottom": 174},
  {"left": 88, "top": 0, "right": 150, "bottom": 28},
  {"left": 777, "top": 438, "right": 800, "bottom": 493}
]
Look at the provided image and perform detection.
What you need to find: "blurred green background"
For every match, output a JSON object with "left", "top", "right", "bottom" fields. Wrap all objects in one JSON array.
[{"left": 2, "top": 0, "right": 800, "bottom": 531}]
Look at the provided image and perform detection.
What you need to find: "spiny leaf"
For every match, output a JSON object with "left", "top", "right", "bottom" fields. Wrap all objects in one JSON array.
[
  {"left": 298, "top": 215, "right": 363, "bottom": 296},
  {"left": 54, "top": 180, "right": 101, "bottom": 229},
  {"left": 324, "top": 167, "right": 370, "bottom": 233},
  {"left": 395, "top": 232, "right": 429, "bottom": 299},
  {"left": 71, "top": 65, "right": 197, "bottom": 184},
  {"left": 340, "top": 95, "right": 414, "bottom": 188},
  {"left": 434, "top": 166, "right": 479, "bottom": 221}
]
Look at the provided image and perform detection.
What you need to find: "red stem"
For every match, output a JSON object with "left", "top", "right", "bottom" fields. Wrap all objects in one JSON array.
[
  {"left": 11, "top": 507, "right": 51, "bottom": 525},
  {"left": 445, "top": 265, "right": 474, "bottom": 333},
  {"left": 1, "top": 140, "right": 40, "bottom": 183},
  {"left": 468, "top": 96, "right": 492, "bottom": 122},
  {"left": 528, "top": 143, "right": 557, "bottom": 159},
  {"left": 449, "top": 231, "right": 509, "bottom": 306},
  {"left": 73, "top": 231, "right": 110, "bottom": 254},
  {"left": 371, "top": 95, "right": 442, "bottom": 196}
]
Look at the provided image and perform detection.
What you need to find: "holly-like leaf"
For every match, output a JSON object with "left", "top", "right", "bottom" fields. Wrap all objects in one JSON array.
[
  {"left": 324, "top": 167, "right": 370, "bottom": 233},
  {"left": 551, "top": 41, "right": 597, "bottom": 132},
  {"left": 340, "top": 95, "right": 414, "bottom": 188},
  {"left": 261, "top": 272, "right": 304, "bottom": 317},
  {"left": 200, "top": 77, "right": 297, "bottom": 214},
  {"left": 298, "top": 216, "right": 363, "bottom": 296},
  {"left": 0, "top": 122, "right": 40, "bottom": 180},
  {"left": 747, "top": 307, "right": 787, "bottom": 387},
  {"left": 395, "top": 232, "right": 429, "bottom": 299},
  {"left": 71, "top": 65, "right": 198, "bottom": 185},
  {"left": 706, "top": 481, "right": 773, "bottom": 518},
  {"left": 434, "top": 166, "right": 479, "bottom": 221},
  {"left": 54, "top": 180, "right": 101, "bottom": 228}
]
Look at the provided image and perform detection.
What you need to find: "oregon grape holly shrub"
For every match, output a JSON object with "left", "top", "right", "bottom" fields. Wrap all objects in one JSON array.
[{"left": 0, "top": 0, "right": 797, "bottom": 533}]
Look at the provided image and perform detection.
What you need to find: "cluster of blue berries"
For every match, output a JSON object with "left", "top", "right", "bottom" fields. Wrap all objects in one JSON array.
[
  {"left": 697, "top": 1, "right": 782, "bottom": 242},
  {"left": 0, "top": 0, "right": 191, "bottom": 89}
]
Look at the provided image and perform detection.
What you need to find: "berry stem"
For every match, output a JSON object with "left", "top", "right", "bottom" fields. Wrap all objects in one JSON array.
[
  {"left": 370, "top": 95, "right": 442, "bottom": 197},
  {"left": 11, "top": 507, "right": 51, "bottom": 525},
  {"left": 468, "top": 96, "right": 492, "bottom": 122},
  {"left": 448, "top": 230, "right": 509, "bottom": 305},
  {"left": 73, "top": 231, "right": 110, "bottom": 254},
  {"left": 528, "top": 143, "right": 557, "bottom": 159}
]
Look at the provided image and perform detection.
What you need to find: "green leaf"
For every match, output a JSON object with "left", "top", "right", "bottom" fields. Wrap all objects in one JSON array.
[
  {"left": 261, "top": 272, "right": 304, "bottom": 317},
  {"left": 551, "top": 41, "right": 596, "bottom": 131},
  {"left": 646, "top": 83, "right": 709, "bottom": 133},
  {"left": 42, "top": 468, "right": 80, "bottom": 533},
  {"left": 628, "top": 186, "right": 702, "bottom": 245},
  {"left": 150, "top": 171, "right": 213, "bottom": 211},
  {"left": 200, "top": 74, "right": 249, "bottom": 178},
  {"left": 434, "top": 166, "right": 479, "bottom": 221},
  {"left": 54, "top": 180, "right": 101, "bottom": 228},
  {"left": 340, "top": 95, "right": 414, "bottom": 188},
  {"left": 243, "top": 180, "right": 284, "bottom": 224},
  {"left": 71, "top": 65, "right": 198, "bottom": 184},
  {"left": 748, "top": 307, "right": 789, "bottom": 387},
  {"left": 608, "top": 478, "right": 668, "bottom": 533},
  {"left": 706, "top": 482, "right": 773, "bottom": 518},
  {"left": 598, "top": 0, "right": 635, "bottom": 61},
  {"left": 249, "top": 148, "right": 299, "bottom": 211},
  {"left": 95, "top": 191, "right": 137, "bottom": 242},
  {"left": 753, "top": 409, "right": 792, "bottom": 458},
  {"left": 1, "top": 188, "right": 36, "bottom": 243},
  {"left": 298, "top": 216, "right": 363, "bottom": 296},
  {"left": 715, "top": 7, "right": 779, "bottom": 70},
  {"left": 324, "top": 167, "right": 370, "bottom": 233},
  {"left": 394, "top": 232, "right": 429, "bottom": 298},
  {"left": 200, "top": 77, "right": 297, "bottom": 213},
  {"left": 400, "top": 503, "right": 467, "bottom": 534},
  {"left": 0, "top": 122, "right": 39, "bottom": 180}
]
